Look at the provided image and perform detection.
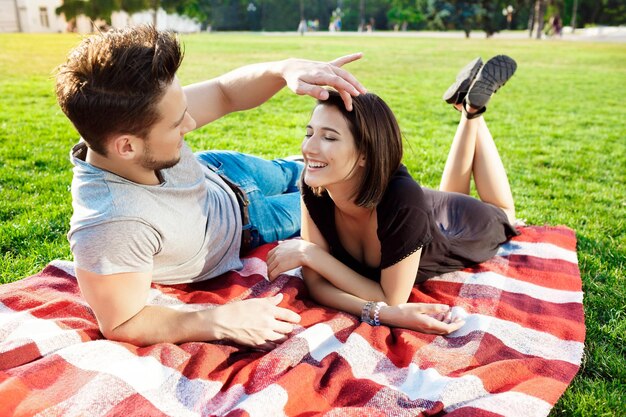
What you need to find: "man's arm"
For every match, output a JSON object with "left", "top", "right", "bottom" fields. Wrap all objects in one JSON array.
[
  {"left": 76, "top": 268, "right": 300, "bottom": 348},
  {"left": 183, "top": 54, "right": 366, "bottom": 128}
]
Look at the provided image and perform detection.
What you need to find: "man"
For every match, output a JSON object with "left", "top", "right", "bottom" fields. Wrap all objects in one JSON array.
[{"left": 55, "top": 25, "right": 365, "bottom": 349}]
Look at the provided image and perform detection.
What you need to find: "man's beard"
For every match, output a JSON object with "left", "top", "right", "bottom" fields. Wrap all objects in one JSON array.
[{"left": 139, "top": 145, "right": 181, "bottom": 171}]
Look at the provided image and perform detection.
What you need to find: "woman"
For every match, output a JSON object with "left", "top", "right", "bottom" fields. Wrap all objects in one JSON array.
[{"left": 267, "top": 55, "right": 520, "bottom": 335}]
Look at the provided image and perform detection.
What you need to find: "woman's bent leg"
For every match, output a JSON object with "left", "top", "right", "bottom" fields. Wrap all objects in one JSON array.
[
  {"left": 472, "top": 118, "right": 516, "bottom": 222},
  {"left": 439, "top": 113, "right": 479, "bottom": 195}
]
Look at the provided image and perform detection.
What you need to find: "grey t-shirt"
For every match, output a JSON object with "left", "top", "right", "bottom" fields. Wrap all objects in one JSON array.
[{"left": 68, "top": 141, "right": 243, "bottom": 284}]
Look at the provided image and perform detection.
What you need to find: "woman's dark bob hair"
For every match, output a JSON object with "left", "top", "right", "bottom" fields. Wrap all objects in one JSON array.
[{"left": 307, "top": 90, "right": 403, "bottom": 208}]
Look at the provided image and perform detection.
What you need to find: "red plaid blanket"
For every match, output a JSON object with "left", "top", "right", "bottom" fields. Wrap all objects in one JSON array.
[{"left": 0, "top": 226, "right": 584, "bottom": 417}]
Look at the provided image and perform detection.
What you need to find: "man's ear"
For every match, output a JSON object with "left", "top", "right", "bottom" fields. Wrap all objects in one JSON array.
[{"left": 110, "top": 134, "right": 142, "bottom": 160}]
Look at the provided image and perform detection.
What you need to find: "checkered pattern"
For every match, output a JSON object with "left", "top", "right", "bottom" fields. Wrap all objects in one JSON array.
[{"left": 0, "top": 226, "right": 584, "bottom": 417}]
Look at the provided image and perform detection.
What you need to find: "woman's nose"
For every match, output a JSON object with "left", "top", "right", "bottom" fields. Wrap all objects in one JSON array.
[{"left": 301, "top": 135, "right": 317, "bottom": 154}]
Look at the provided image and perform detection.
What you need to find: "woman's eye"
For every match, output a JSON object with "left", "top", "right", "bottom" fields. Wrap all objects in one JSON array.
[{"left": 323, "top": 136, "right": 337, "bottom": 142}]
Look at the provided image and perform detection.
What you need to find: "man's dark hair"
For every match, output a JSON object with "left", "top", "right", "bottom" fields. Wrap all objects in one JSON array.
[
  {"left": 56, "top": 25, "right": 183, "bottom": 155},
  {"left": 308, "top": 90, "right": 403, "bottom": 208}
]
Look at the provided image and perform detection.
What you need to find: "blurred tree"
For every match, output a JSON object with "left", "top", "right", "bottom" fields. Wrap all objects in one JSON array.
[
  {"left": 210, "top": 0, "right": 246, "bottom": 30},
  {"left": 175, "top": 0, "right": 212, "bottom": 29},
  {"left": 418, "top": 0, "right": 484, "bottom": 37},
  {"left": 479, "top": 0, "right": 499, "bottom": 37},
  {"left": 532, "top": 0, "right": 546, "bottom": 38},
  {"left": 598, "top": 0, "right": 626, "bottom": 25},
  {"left": 450, "top": 1, "right": 483, "bottom": 37},
  {"left": 56, "top": 0, "right": 625, "bottom": 33},
  {"left": 562, "top": 0, "right": 625, "bottom": 29},
  {"left": 56, "top": 0, "right": 149, "bottom": 26},
  {"left": 56, "top": 0, "right": 205, "bottom": 28},
  {"left": 387, "top": 0, "right": 424, "bottom": 31},
  {"left": 340, "top": 0, "right": 390, "bottom": 31},
  {"left": 418, "top": 0, "right": 454, "bottom": 30}
]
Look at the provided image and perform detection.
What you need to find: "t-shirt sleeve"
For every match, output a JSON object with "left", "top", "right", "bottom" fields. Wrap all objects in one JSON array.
[
  {"left": 69, "top": 220, "right": 161, "bottom": 275},
  {"left": 378, "top": 175, "right": 433, "bottom": 269}
]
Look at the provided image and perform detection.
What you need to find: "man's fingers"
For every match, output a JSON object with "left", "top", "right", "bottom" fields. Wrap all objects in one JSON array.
[
  {"left": 328, "top": 52, "right": 363, "bottom": 68},
  {"left": 291, "top": 82, "right": 323, "bottom": 100},
  {"left": 254, "top": 341, "right": 278, "bottom": 351},
  {"left": 269, "top": 293, "right": 283, "bottom": 305},
  {"left": 272, "top": 320, "right": 296, "bottom": 335},
  {"left": 274, "top": 306, "right": 301, "bottom": 324},
  {"left": 296, "top": 71, "right": 360, "bottom": 98},
  {"left": 338, "top": 89, "right": 354, "bottom": 112},
  {"left": 331, "top": 64, "right": 367, "bottom": 95}
]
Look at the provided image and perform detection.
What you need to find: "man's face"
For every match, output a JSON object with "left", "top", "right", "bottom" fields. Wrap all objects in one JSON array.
[{"left": 140, "top": 77, "right": 196, "bottom": 171}]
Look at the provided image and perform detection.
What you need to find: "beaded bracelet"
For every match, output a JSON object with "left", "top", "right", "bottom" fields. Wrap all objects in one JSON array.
[
  {"left": 372, "top": 301, "right": 386, "bottom": 326},
  {"left": 361, "top": 301, "right": 387, "bottom": 326}
]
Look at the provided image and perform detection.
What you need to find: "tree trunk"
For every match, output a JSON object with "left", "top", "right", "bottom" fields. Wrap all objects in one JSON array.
[
  {"left": 590, "top": 0, "right": 601, "bottom": 24},
  {"left": 534, "top": 0, "right": 546, "bottom": 39},
  {"left": 152, "top": 0, "right": 160, "bottom": 27},
  {"left": 359, "top": 0, "right": 365, "bottom": 32},
  {"left": 528, "top": 0, "right": 535, "bottom": 37},
  {"left": 570, "top": 0, "right": 578, "bottom": 32}
]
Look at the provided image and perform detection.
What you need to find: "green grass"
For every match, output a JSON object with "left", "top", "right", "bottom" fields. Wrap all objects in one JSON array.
[{"left": 0, "top": 32, "right": 624, "bottom": 416}]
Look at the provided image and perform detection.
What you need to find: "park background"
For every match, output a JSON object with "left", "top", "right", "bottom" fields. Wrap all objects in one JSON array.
[
  {"left": 0, "top": 1, "right": 624, "bottom": 415},
  {"left": 3, "top": 1, "right": 625, "bottom": 38}
]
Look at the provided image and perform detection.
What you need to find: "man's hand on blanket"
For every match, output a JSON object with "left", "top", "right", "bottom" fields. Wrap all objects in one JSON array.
[
  {"left": 379, "top": 303, "right": 465, "bottom": 335},
  {"left": 210, "top": 293, "right": 301, "bottom": 350}
]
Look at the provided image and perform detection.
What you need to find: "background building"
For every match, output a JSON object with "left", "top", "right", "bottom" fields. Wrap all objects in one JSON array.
[
  {"left": 0, "top": 0, "right": 65, "bottom": 32},
  {"left": 0, "top": 0, "right": 200, "bottom": 33}
]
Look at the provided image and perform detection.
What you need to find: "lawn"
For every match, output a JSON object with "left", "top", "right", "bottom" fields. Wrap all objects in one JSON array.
[{"left": 0, "top": 32, "right": 624, "bottom": 416}]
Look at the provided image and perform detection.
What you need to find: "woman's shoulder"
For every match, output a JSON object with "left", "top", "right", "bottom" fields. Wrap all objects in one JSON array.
[{"left": 381, "top": 165, "right": 426, "bottom": 207}]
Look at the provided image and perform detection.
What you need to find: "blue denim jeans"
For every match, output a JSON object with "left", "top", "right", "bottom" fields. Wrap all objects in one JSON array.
[{"left": 195, "top": 151, "right": 304, "bottom": 250}]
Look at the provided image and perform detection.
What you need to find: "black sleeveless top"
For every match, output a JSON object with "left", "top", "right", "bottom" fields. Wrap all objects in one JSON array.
[{"left": 302, "top": 165, "right": 518, "bottom": 283}]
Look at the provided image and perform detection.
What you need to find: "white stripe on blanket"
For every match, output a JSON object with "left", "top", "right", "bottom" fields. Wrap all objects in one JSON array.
[
  {"left": 0, "top": 302, "right": 83, "bottom": 356},
  {"left": 451, "top": 313, "right": 584, "bottom": 364},
  {"left": 34, "top": 373, "right": 137, "bottom": 417},
  {"left": 57, "top": 340, "right": 217, "bottom": 417},
  {"left": 497, "top": 241, "right": 578, "bottom": 264},
  {"left": 296, "top": 321, "right": 582, "bottom": 400},
  {"left": 430, "top": 271, "right": 584, "bottom": 304},
  {"left": 445, "top": 391, "right": 552, "bottom": 416}
]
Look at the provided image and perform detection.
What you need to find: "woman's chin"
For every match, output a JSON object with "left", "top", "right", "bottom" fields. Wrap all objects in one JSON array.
[{"left": 303, "top": 175, "right": 321, "bottom": 188}]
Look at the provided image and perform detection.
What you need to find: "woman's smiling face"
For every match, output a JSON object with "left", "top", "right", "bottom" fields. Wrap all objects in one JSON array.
[{"left": 301, "top": 104, "right": 363, "bottom": 191}]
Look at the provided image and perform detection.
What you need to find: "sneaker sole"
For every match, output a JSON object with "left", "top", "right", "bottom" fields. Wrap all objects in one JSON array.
[
  {"left": 442, "top": 57, "right": 483, "bottom": 104},
  {"left": 466, "top": 55, "right": 517, "bottom": 109}
]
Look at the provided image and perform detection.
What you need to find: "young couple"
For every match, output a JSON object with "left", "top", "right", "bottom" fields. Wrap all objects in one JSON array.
[{"left": 57, "top": 25, "right": 518, "bottom": 349}]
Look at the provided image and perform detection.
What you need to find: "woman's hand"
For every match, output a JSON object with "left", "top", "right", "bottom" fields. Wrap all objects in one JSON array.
[
  {"left": 267, "top": 240, "right": 318, "bottom": 281},
  {"left": 379, "top": 303, "right": 465, "bottom": 335}
]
